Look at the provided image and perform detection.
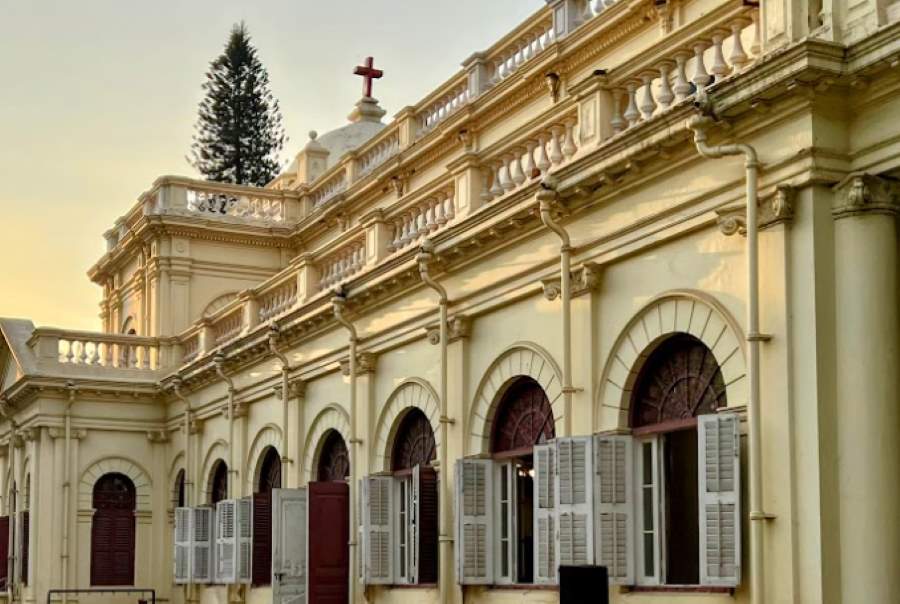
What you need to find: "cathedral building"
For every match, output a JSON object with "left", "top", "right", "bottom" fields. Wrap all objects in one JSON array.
[{"left": 2, "top": 1, "right": 899, "bottom": 603}]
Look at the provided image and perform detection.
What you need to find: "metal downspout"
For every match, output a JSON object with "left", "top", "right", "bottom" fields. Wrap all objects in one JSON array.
[
  {"left": 416, "top": 240, "right": 452, "bottom": 604},
  {"left": 214, "top": 355, "right": 236, "bottom": 499},
  {"left": 332, "top": 292, "right": 359, "bottom": 604},
  {"left": 0, "top": 397, "right": 15, "bottom": 601},
  {"left": 689, "top": 109, "right": 772, "bottom": 604},
  {"left": 62, "top": 382, "right": 76, "bottom": 601},
  {"left": 172, "top": 378, "right": 194, "bottom": 603},
  {"left": 268, "top": 325, "right": 293, "bottom": 479},
  {"left": 538, "top": 183, "right": 575, "bottom": 436}
]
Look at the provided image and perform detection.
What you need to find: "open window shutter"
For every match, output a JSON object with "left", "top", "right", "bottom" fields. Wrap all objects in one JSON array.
[
  {"left": 413, "top": 465, "right": 438, "bottom": 585},
  {"left": 190, "top": 507, "right": 214, "bottom": 583},
  {"left": 215, "top": 500, "right": 237, "bottom": 583},
  {"left": 594, "top": 434, "right": 634, "bottom": 585},
  {"left": 174, "top": 507, "right": 192, "bottom": 584},
  {"left": 533, "top": 443, "right": 557, "bottom": 585},
  {"left": 0, "top": 516, "right": 8, "bottom": 587},
  {"left": 362, "top": 476, "right": 393, "bottom": 584},
  {"left": 356, "top": 480, "right": 364, "bottom": 584},
  {"left": 698, "top": 413, "right": 741, "bottom": 587},
  {"left": 454, "top": 459, "right": 493, "bottom": 585},
  {"left": 252, "top": 492, "right": 273, "bottom": 585},
  {"left": 18, "top": 511, "right": 28, "bottom": 585},
  {"left": 556, "top": 437, "right": 593, "bottom": 568},
  {"left": 237, "top": 498, "right": 253, "bottom": 584},
  {"left": 272, "top": 488, "right": 308, "bottom": 604}
]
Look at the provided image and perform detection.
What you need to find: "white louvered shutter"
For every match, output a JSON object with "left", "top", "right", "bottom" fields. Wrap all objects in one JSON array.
[
  {"left": 362, "top": 476, "right": 394, "bottom": 584},
  {"left": 236, "top": 497, "right": 253, "bottom": 583},
  {"left": 409, "top": 467, "right": 421, "bottom": 584},
  {"left": 533, "top": 443, "right": 557, "bottom": 584},
  {"left": 556, "top": 437, "right": 594, "bottom": 568},
  {"left": 594, "top": 434, "right": 634, "bottom": 584},
  {"left": 357, "top": 479, "right": 364, "bottom": 584},
  {"left": 215, "top": 500, "right": 237, "bottom": 583},
  {"left": 174, "top": 507, "right": 192, "bottom": 584},
  {"left": 699, "top": 413, "right": 741, "bottom": 587},
  {"left": 455, "top": 459, "right": 493, "bottom": 584},
  {"left": 190, "top": 507, "right": 214, "bottom": 583},
  {"left": 272, "top": 488, "right": 308, "bottom": 604}
]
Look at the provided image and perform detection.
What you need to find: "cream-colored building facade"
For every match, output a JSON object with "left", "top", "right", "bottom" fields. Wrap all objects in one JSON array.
[{"left": 2, "top": 1, "right": 899, "bottom": 603}]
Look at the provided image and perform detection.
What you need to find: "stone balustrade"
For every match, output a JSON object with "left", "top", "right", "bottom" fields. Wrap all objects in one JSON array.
[
  {"left": 28, "top": 328, "right": 167, "bottom": 373},
  {"left": 212, "top": 309, "right": 243, "bottom": 346},
  {"left": 258, "top": 278, "right": 298, "bottom": 323},
  {"left": 388, "top": 184, "right": 458, "bottom": 253},
  {"left": 480, "top": 117, "right": 580, "bottom": 204},
  {"left": 606, "top": 11, "right": 761, "bottom": 136},
  {"left": 358, "top": 128, "right": 400, "bottom": 178},
  {"left": 181, "top": 333, "right": 200, "bottom": 364},
  {"left": 317, "top": 238, "right": 366, "bottom": 291},
  {"left": 417, "top": 78, "right": 471, "bottom": 137},
  {"left": 487, "top": 19, "right": 554, "bottom": 87},
  {"left": 311, "top": 168, "right": 349, "bottom": 209}
]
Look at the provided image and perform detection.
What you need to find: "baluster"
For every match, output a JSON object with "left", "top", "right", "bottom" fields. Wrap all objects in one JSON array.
[
  {"left": 444, "top": 189, "right": 456, "bottom": 221},
  {"left": 128, "top": 344, "right": 137, "bottom": 368},
  {"left": 582, "top": 0, "right": 594, "bottom": 23},
  {"left": 417, "top": 207, "right": 428, "bottom": 237},
  {"left": 657, "top": 62, "right": 675, "bottom": 108},
  {"left": 90, "top": 342, "right": 101, "bottom": 365},
  {"left": 490, "top": 162, "right": 505, "bottom": 197},
  {"left": 105, "top": 341, "right": 113, "bottom": 366},
  {"left": 549, "top": 127, "right": 565, "bottom": 165},
  {"left": 435, "top": 195, "right": 447, "bottom": 226},
  {"left": 499, "top": 155, "right": 515, "bottom": 192},
  {"left": 623, "top": 82, "right": 640, "bottom": 127},
  {"left": 562, "top": 119, "right": 578, "bottom": 159},
  {"left": 535, "top": 135, "right": 552, "bottom": 173},
  {"left": 511, "top": 149, "right": 526, "bottom": 186},
  {"left": 710, "top": 32, "right": 730, "bottom": 78},
  {"left": 691, "top": 43, "right": 711, "bottom": 88},
  {"left": 78, "top": 341, "right": 88, "bottom": 364},
  {"left": 481, "top": 167, "right": 494, "bottom": 203},
  {"left": 142, "top": 345, "right": 151, "bottom": 369},
  {"left": 65, "top": 340, "right": 75, "bottom": 363},
  {"left": 524, "top": 141, "right": 538, "bottom": 180},
  {"left": 673, "top": 52, "right": 692, "bottom": 100},
  {"left": 593, "top": 0, "right": 605, "bottom": 13},
  {"left": 610, "top": 89, "right": 626, "bottom": 134},
  {"left": 729, "top": 21, "right": 749, "bottom": 71},
  {"left": 750, "top": 9, "right": 761, "bottom": 56},
  {"left": 639, "top": 74, "right": 657, "bottom": 120},
  {"left": 425, "top": 202, "right": 437, "bottom": 231}
]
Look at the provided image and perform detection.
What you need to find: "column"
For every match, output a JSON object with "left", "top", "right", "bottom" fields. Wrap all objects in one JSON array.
[{"left": 831, "top": 173, "right": 900, "bottom": 604}]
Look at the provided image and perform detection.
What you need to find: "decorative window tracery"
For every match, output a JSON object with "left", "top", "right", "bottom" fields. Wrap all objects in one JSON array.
[
  {"left": 317, "top": 430, "right": 350, "bottom": 482},
  {"left": 490, "top": 376, "right": 555, "bottom": 454},
  {"left": 630, "top": 334, "right": 727, "bottom": 428},
  {"left": 391, "top": 409, "right": 436, "bottom": 472}
]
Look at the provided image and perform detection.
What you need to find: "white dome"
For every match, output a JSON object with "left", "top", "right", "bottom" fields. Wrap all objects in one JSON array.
[{"left": 316, "top": 120, "right": 386, "bottom": 169}]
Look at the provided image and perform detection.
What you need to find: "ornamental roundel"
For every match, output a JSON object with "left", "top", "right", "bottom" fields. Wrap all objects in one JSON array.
[
  {"left": 317, "top": 430, "right": 350, "bottom": 482},
  {"left": 490, "top": 376, "right": 556, "bottom": 454},
  {"left": 630, "top": 334, "right": 727, "bottom": 428},
  {"left": 391, "top": 408, "right": 437, "bottom": 472}
]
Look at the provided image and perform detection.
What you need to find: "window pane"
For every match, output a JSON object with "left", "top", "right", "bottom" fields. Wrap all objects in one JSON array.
[
  {"left": 643, "top": 533, "right": 655, "bottom": 576},
  {"left": 642, "top": 442, "right": 653, "bottom": 486}
]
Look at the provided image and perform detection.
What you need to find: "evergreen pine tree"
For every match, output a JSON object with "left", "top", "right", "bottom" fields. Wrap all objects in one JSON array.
[{"left": 189, "top": 22, "right": 286, "bottom": 186}]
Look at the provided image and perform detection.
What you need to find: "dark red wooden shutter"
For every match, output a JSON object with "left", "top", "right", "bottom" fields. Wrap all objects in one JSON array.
[
  {"left": 90, "top": 474, "right": 136, "bottom": 586},
  {"left": 0, "top": 516, "right": 8, "bottom": 588},
  {"left": 309, "top": 482, "right": 349, "bottom": 603},
  {"left": 252, "top": 492, "right": 272, "bottom": 585},
  {"left": 417, "top": 466, "right": 438, "bottom": 584},
  {"left": 19, "top": 512, "right": 28, "bottom": 585}
]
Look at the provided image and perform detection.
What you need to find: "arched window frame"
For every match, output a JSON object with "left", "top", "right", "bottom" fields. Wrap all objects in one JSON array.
[{"left": 90, "top": 472, "right": 137, "bottom": 586}]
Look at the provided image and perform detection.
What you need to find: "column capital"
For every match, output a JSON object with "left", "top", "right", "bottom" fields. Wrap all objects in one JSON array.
[
  {"left": 340, "top": 351, "right": 378, "bottom": 376},
  {"left": 832, "top": 172, "right": 900, "bottom": 219}
]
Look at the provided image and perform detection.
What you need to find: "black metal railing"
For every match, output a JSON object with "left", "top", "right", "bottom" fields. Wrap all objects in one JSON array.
[{"left": 47, "top": 588, "right": 156, "bottom": 604}]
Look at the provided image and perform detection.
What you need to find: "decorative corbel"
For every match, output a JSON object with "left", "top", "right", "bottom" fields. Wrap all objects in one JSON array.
[
  {"left": 21, "top": 427, "right": 39, "bottom": 443},
  {"left": 542, "top": 262, "right": 602, "bottom": 300},
  {"left": 717, "top": 185, "right": 797, "bottom": 236},
  {"left": 340, "top": 351, "right": 378, "bottom": 376},
  {"left": 425, "top": 314, "right": 472, "bottom": 345},
  {"left": 832, "top": 172, "right": 900, "bottom": 219},
  {"left": 545, "top": 72, "right": 561, "bottom": 103},
  {"left": 146, "top": 430, "right": 170, "bottom": 444},
  {"left": 188, "top": 417, "right": 205, "bottom": 435}
]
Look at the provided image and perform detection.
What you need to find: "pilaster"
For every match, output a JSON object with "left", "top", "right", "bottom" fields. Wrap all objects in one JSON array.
[{"left": 831, "top": 172, "right": 900, "bottom": 604}]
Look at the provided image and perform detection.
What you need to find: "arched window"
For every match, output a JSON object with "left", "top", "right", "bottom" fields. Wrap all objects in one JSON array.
[
  {"left": 389, "top": 409, "right": 438, "bottom": 584},
  {"left": 391, "top": 408, "right": 436, "bottom": 471},
  {"left": 173, "top": 469, "right": 185, "bottom": 509},
  {"left": 491, "top": 376, "right": 555, "bottom": 454},
  {"left": 252, "top": 447, "right": 281, "bottom": 586},
  {"left": 317, "top": 431, "right": 350, "bottom": 482},
  {"left": 490, "top": 376, "right": 555, "bottom": 584},
  {"left": 90, "top": 473, "right": 136, "bottom": 586},
  {"left": 209, "top": 460, "right": 228, "bottom": 505},
  {"left": 629, "top": 334, "right": 726, "bottom": 586}
]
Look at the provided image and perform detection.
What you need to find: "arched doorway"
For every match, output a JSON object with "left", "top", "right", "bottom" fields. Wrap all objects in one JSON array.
[
  {"left": 308, "top": 430, "right": 351, "bottom": 603},
  {"left": 630, "top": 333, "right": 726, "bottom": 586},
  {"left": 491, "top": 376, "right": 554, "bottom": 584},
  {"left": 253, "top": 447, "right": 281, "bottom": 585},
  {"left": 90, "top": 473, "right": 136, "bottom": 586}
]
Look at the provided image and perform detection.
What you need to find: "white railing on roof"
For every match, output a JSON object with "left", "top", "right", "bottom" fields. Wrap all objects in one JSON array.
[
  {"left": 388, "top": 184, "right": 457, "bottom": 253},
  {"left": 416, "top": 78, "right": 471, "bottom": 137},
  {"left": 317, "top": 238, "right": 366, "bottom": 291},
  {"left": 358, "top": 129, "right": 400, "bottom": 178},
  {"left": 311, "top": 169, "right": 349, "bottom": 210}
]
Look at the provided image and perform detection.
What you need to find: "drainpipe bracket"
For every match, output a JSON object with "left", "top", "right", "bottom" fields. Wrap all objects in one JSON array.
[
  {"left": 562, "top": 386, "right": 582, "bottom": 394},
  {"left": 439, "top": 415, "right": 456, "bottom": 425},
  {"left": 349, "top": 438, "right": 364, "bottom": 445},
  {"left": 749, "top": 511, "right": 777, "bottom": 521},
  {"left": 746, "top": 332, "right": 772, "bottom": 342}
]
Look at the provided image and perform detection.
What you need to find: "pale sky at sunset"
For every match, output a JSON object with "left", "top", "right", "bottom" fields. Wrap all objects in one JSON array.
[{"left": 0, "top": 0, "right": 542, "bottom": 330}]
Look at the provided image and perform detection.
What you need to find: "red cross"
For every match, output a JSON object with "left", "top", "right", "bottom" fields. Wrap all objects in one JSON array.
[{"left": 353, "top": 56, "right": 383, "bottom": 98}]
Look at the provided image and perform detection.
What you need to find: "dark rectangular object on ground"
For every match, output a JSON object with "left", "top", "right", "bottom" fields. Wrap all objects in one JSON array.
[{"left": 559, "top": 565, "right": 609, "bottom": 604}]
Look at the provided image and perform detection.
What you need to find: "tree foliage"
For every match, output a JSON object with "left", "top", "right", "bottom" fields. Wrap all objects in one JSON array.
[{"left": 189, "top": 22, "right": 286, "bottom": 186}]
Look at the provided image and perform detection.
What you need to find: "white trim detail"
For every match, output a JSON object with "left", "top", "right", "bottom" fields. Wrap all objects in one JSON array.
[
  {"left": 303, "top": 403, "right": 351, "bottom": 481},
  {"left": 246, "top": 424, "right": 282, "bottom": 492},
  {"left": 372, "top": 378, "right": 440, "bottom": 472},
  {"left": 78, "top": 456, "right": 152, "bottom": 512}
]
